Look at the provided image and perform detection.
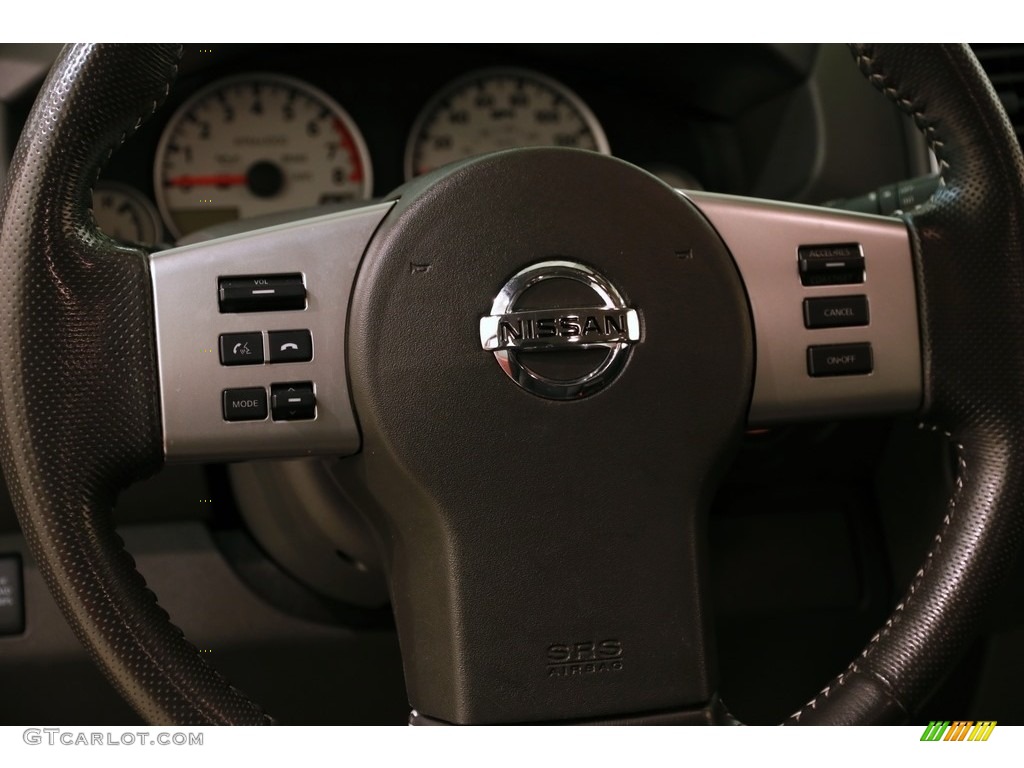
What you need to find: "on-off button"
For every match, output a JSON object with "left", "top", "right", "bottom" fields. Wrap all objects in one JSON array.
[{"left": 808, "top": 343, "right": 873, "bottom": 377}]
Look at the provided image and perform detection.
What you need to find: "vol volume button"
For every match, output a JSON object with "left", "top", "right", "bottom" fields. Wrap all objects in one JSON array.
[{"left": 219, "top": 274, "right": 306, "bottom": 313}]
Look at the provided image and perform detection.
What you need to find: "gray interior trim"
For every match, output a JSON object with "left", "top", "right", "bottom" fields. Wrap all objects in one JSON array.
[
  {"left": 0, "top": 44, "right": 62, "bottom": 101},
  {"left": 0, "top": 523, "right": 406, "bottom": 725},
  {"left": 684, "top": 191, "right": 922, "bottom": 425},
  {"left": 0, "top": 523, "right": 358, "bottom": 659},
  {"left": 229, "top": 459, "right": 389, "bottom": 608}
]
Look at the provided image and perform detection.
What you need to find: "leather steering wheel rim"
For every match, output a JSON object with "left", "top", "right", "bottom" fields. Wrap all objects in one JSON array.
[
  {"left": 786, "top": 44, "right": 1024, "bottom": 723},
  {"left": 0, "top": 43, "right": 269, "bottom": 725},
  {"left": 0, "top": 43, "right": 1022, "bottom": 726}
]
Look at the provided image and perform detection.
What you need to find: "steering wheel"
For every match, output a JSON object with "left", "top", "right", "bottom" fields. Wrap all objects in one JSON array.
[{"left": 1, "top": 43, "right": 1023, "bottom": 726}]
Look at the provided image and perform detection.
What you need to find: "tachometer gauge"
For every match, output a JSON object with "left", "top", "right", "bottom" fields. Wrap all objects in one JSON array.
[
  {"left": 92, "top": 182, "right": 163, "bottom": 246},
  {"left": 405, "top": 68, "right": 610, "bottom": 179},
  {"left": 154, "top": 73, "right": 372, "bottom": 239}
]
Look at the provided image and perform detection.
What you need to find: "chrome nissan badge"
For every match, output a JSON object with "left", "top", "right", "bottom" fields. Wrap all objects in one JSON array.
[{"left": 479, "top": 260, "right": 641, "bottom": 399}]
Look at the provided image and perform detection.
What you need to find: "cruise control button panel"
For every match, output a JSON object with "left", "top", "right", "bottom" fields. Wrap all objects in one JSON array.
[
  {"left": 268, "top": 330, "right": 313, "bottom": 363},
  {"left": 807, "top": 343, "right": 873, "bottom": 377},
  {"left": 803, "top": 295, "right": 869, "bottom": 329},
  {"left": 219, "top": 273, "right": 306, "bottom": 313},
  {"left": 223, "top": 387, "right": 268, "bottom": 421},
  {"left": 681, "top": 192, "right": 920, "bottom": 425},
  {"left": 271, "top": 382, "right": 316, "bottom": 421},
  {"left": 220, "top": 332, "right": 264, "bottom": 365}
]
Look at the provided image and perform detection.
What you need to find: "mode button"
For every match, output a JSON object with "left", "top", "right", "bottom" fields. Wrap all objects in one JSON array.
[{"left": 223, "top": 387, "right": 268, "bottom": 421}]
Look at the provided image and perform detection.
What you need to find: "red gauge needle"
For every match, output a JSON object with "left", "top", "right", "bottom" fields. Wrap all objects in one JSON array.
[
  {"left": 332, "top": 119, "right": 364, "bottom": 183},
  {"left": 165, "top": 174, "right": 248, "bottom": 187}
]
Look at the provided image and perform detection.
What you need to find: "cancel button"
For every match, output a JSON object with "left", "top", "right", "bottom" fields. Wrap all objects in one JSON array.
[
  {"left": 803, "top": 295, "right": 869, "bottom": 328},
  {"left": 808, "top": 343, "right": 873, "bottom": 377}
]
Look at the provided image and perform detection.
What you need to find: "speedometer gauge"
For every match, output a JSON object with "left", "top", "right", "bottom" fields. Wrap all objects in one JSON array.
[
  {"left": 155, "top": 73, "right": 372, "bottom": 239},
  {"left": 405, "top": 68, "right": 610, "bottom": 179}
]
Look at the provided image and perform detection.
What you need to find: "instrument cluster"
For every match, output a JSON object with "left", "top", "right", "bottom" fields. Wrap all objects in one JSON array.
[
  {"left": 69, "top": 45, "right": 878, "bottom": 250},
  {"left": 96, "top": 63, "right": 653, "bottom": 246}
]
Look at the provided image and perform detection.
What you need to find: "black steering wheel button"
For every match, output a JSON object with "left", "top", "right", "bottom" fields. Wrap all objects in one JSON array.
[
  {"left": 807, "top": 343, "right": 873, "bottom": 377},
  {"left": 219, "top": 332, "right": 264, "bottom": 365},
  {"left": 0, "top": 555, "right": 25, "bottom": 635},
  {"left": 218, "top": 273, "right": 306, "bottom": 313},
  {"left": 271, "top": 382, "right": 316, "bottom": 421},
  {"left": 803, "top": 295, "right": 870, "bottom": 329},
  {"left": 268, "top": 330, "right": 313, "bottom": 363},
  {"left": 222, "top": 387, "right": 268, "bottom": 421},
  {"left": 798, "top": 244, "right": 865, "bottom": 286}
]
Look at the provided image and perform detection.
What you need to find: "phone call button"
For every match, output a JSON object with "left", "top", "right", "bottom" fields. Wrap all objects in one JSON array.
[
  {"left": 219, "top": 332, "right": 264, "bottom": 366},
  {"left": 268, "top": 330, "right": 313, "bottom": 363}
]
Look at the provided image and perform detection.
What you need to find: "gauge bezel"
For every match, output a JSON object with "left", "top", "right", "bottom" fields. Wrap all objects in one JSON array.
[
  {"left": 153, "top": 72, "right": 374, "bottom": 240},
  {"left": 92, "top": 180, "right": 164, "bottom": 247},
  {"left": 403, "top": 66, "right": 611, "bottom": 181}
]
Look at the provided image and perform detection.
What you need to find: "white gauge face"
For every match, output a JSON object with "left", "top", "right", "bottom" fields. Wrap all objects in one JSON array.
[
  {"left": 154, "top": 73, "right": 373, "bottom": 239},
  {"left": 406, "top": 68, "right": 610, "bottom": 179},
  {"left": 92, "top": 182, "right": 162, "bottom": 246}
]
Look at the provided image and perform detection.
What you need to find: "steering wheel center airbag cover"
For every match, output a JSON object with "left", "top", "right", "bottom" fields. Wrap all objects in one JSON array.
[{"left": 346, "top": 148, "right": 754, "bottom": 723}]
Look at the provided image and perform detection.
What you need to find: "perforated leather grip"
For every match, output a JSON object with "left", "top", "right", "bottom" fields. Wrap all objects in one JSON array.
[
  {"left": 789, "top": 43, "right": 1024, "bottom": 725},
  {"left": 0, "top": 44, "right": 268, "bottom": 725}
]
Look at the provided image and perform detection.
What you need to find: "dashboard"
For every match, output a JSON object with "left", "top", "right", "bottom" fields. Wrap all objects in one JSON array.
[{"left": 5, "top": 44, "right": 931, "bottom": 250}]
